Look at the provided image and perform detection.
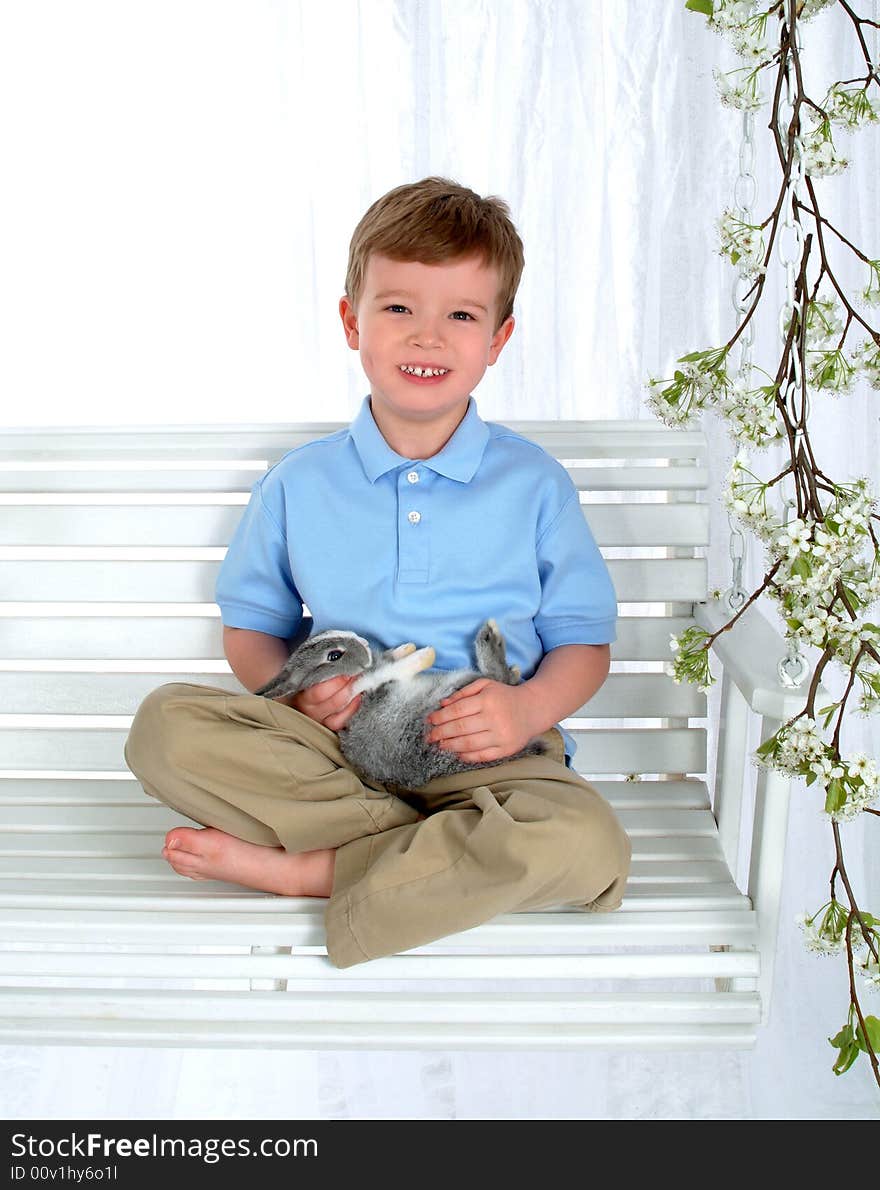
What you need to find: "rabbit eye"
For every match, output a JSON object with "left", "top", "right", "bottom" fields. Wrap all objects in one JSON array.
[{"left": 326, "top": 649, "right": 344, "bottom": 662}]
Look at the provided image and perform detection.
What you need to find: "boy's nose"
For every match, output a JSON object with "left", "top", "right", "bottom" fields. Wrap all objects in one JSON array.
[{"left": 410, "top": 319, "right": 444, "bottom": 347}]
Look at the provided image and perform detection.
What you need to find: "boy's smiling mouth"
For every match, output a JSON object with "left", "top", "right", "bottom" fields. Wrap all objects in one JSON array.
[{"left": 398, "top": 364, "right": 450, "bottom": 381}]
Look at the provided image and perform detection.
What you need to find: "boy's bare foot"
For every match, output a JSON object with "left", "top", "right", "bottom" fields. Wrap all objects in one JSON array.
[{"left": 161, "top": 827, "right": 335, "bottom": 897}]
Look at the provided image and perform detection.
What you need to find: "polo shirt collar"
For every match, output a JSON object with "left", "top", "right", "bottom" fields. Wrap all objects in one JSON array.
[{"left": 350, "top": 395, "right": 490, "bottom": 484}]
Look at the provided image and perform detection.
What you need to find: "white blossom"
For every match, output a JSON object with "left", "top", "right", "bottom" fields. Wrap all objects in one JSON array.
[
  {"left": 720, "top": 374, "right": 782, "bottom": 449},
  {"left": 712, "top": 66, "right": 764, "bottom": 112},
  {"left": 802, "top": 129, "right": 850, "bottom": 176},
  {"left": 851, "top": 338, "right": 880, "bottom": 389},
  {"left": 798, "top": 0, "right": 837, "bottom": 20},
  {"left": 821, "top": 84, "right": 880, "bottom": 132},
  {"left": 805, "top": 297, "right": 844, "bottom": 349},
  {"left": 857, "top": 952, "right": 880, "bottom": 992},
  {"left": 709, "top": 2, "right": 771, "bottom": 60},
  {"left": 774, "top": 517, "right": 812, "bottom": 559},
  {"left": 718, "top": 209, "right": 767, "bottom": 277}
]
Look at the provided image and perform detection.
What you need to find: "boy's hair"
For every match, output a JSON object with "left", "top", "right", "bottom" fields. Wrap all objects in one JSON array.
[{"left": 344, "top": 176, "right": 525, "bottom": 333}]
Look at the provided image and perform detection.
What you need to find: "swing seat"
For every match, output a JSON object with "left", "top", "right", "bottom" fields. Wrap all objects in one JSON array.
[{"left": 0, "top": 421, "right": 821, "bottom": 1049}]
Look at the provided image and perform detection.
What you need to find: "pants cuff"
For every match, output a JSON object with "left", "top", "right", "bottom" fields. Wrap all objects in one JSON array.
[{"left": 323, "top": 834, "right": 375, "bottom": 968}]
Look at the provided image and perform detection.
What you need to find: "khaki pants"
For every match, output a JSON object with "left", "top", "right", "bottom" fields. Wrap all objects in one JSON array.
[{"left": 124, "top": 683, "right": 632, "bottom": 968}]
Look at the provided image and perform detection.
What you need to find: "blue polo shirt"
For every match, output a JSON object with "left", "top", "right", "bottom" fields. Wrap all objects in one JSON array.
[{"left": 216, "top": 395, "right": 617, "bottom": 764}]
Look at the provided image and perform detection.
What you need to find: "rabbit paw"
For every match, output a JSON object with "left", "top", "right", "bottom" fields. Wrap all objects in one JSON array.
[
  {"left": 384, "top": 642, "right": 417, "bottom": 661},
  {"left": 475, "top": 619, "right": 518, "bottom": 684}
]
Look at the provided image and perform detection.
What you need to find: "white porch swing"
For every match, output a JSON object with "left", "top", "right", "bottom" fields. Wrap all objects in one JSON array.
[
  {"left": 0, "top": 57, "right": 827, "bottom": 1052},
  {"left": 0, "top": 411, "right": 826, "bottom": 1049}
]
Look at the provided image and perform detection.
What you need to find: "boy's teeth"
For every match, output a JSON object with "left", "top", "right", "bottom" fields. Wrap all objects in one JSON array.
[{"left": 400, "top": 365, "right": 448, "bottom": 377}]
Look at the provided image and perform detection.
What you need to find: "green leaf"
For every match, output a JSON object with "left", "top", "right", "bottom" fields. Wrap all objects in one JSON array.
[
  {"left": 828, "top": 1024, "right": 853, "bottom": 1050},
  {"left": 832, "top": 1041, "right": 860, "bottom": 1075},
  {"left": 786, "top": 619, "right": 802, "bottom": 631},
  {"left": 824, "top": 779, "right": 846, "bottom": 814},
  {"left": 791, "top": 555, "right": 811, "bottom": 578},
  {"left": 857, "top": 1016, "right": 880, "bottom": 1052},
  {"left": 678, "top": 350, "right": 711, "bottom": 363},
  {"left": 819, "top": 702, "right": 838, "bottom": 730},
  {"left": 755, "top": 736, "right": 777, "bottom": 757},
  {"left": 685, "top": 0, "right": 713, "bottom": 14}
]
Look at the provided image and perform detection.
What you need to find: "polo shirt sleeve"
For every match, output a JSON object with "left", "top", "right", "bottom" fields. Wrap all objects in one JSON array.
[
  {"left": 215, "top": 478, "right": 304, "bottom": 639},
  {"left": 533, "top": 491, "right": 617, "bottom": 649}
]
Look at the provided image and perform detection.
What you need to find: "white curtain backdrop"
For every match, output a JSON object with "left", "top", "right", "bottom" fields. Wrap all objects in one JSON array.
[{"left": 0, "top": 0, "right": 877, "bottom": 1118}]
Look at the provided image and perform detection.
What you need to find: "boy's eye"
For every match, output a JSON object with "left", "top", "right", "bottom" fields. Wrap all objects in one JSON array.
[{"left": 385, "top": 305, "right": 474, "bottom": 321}]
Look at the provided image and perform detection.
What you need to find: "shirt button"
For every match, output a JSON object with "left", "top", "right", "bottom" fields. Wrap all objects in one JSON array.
[
  {"left": 407, "top": 471, "right": 420, "bottom": 484},
  {"left": 407, "top": 510, "right": 421, "bottom": 524}
]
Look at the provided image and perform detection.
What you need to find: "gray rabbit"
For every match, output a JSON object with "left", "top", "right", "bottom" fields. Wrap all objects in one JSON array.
[{"left": 255, "top": 618, "right": 547, "bottom": 788}]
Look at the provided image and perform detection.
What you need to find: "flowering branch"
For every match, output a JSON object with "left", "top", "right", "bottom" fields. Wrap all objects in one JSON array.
[{"left": 655, "top": 0, "right": 880, "bottom": 1087}]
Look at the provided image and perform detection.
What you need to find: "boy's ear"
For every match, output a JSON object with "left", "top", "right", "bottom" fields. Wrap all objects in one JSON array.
[
  {"left": 487, "top": 315, "right": 515, "bottom": 365},
  {"left": 339, "top": 296, "right": 359, "bottom": 349}
]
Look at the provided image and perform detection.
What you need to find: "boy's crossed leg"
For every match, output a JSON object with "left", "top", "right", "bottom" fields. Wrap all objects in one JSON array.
[
  {"left": 161, "top": 826, "right": 336, "bottom": 897},
  {"left": 124, "top": 682, "right": 631, "bottom": 968}
]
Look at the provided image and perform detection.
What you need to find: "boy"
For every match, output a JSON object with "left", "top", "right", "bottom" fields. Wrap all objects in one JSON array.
[{"left": 124, "top": 177, "right": 631, "bottom": 968}]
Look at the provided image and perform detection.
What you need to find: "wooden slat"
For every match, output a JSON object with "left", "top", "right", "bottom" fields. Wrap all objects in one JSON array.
[
  {"left": 0, "top": 502, "right": 709, "bottom": 550},
  {"left": 0, "top": 507, "right": 242, "bottom": 547},
  {"left": 0, "top": 908, "right": 756, "bottom": 952},
  {"left": 0, "top": 616, "right": 224, "bottom": 660},
  {"left": 0, "top": 725, "right": 707, "bottom": 775},
  {"left": 0, "top": 464, "right": 709, "bottom": 496},
  {"left": 0, "top": 469, "right": 267, "bottom": 494},
  {"left": 578, "top": 673, "right": 706, "bottom": 717},
  {"left": 0, "top": 778, "right": 713, "bottom": 811},
  {"left": 0, "top": 671, "right": 705, "bottom": 719},
  {"left": 0, "top": 950, "right": 757, "bottom": 982},
  {"left": 0, "top": 802, "right": 719, "bottom": 836},
  {"left": 0, "top": 421, "right": 708, "bottom": 461},
  {"left": 0, "top": 557, "right": 706, "bottom": 603},
  {"left": 0, "top": 673, "right": 242, "bottom": 713},
  {"left": 569, "top": 465, "right": 708, "bottom": 491},
  {"left": 0, "top": 1020, "right": 760, "bottom": 1050},
  {"left": 0, "top": 561, "right": 219, "bottom": 601},
  {"left": 0, "top": 987, "right": 761, "bottom": 1051},
  {"left": 570, "top": 728, "right": 709, "bottom": 775},
  {"left": 0, "top": 880, "right": 749, "bottom": 909},
  {"left": 0, "top": 615, "right": 695, "bottom": 663},
  {"left": 609, "top": 558, "right": 706, "bottom": 602},
  {"left": 613, "top": 616, "right": 696, "bottom": 660},
  {"left": 587, "top": 503, "right": 708, "bottom": 546}
]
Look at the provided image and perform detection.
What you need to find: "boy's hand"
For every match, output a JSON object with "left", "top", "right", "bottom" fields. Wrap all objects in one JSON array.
[
  {"left": 284, "top": 675, "right": 362, "bottom": 732},
  {"left": 425, "top": 679, "right": 542, "bottom": 764}
]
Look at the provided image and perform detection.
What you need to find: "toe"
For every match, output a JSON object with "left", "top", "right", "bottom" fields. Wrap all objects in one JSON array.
[
  {"left": 164, "top": 826, "right": 206, "bottom": 854},
  {"left": 162, "top": 843, "right": 205, "bottom": 879}
]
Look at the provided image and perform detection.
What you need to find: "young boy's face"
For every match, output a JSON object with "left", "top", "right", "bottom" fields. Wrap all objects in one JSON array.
[{"left": 339, "top": 253, "right": 514, "bottom": 446}]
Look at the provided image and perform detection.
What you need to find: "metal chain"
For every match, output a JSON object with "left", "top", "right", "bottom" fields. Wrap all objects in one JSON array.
[
  {"left": 723, "top": 105, "right": 756, "bottom": 615},
  {"left": 774, "top": 15, "right": 809, "bottom": 689}
]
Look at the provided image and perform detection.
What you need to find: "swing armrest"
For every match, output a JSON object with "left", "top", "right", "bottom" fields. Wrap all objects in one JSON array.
[{"left": 693, "top": 598, "right": 830, "bottom": 722}]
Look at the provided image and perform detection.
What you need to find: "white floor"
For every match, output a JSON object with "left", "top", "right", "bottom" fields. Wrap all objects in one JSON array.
[{"left": 2, "top": 1028, "right": 878, "bottom": 1120}]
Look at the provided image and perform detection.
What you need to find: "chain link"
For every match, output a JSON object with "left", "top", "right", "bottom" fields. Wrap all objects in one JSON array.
[{"left": 722, "top": 103, "right": 755, "bottom": 615}]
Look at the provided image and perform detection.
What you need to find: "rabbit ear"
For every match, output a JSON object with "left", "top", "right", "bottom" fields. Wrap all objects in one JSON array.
[{"left": 254, "top": 672, "right": 293, "bottom": 698}]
